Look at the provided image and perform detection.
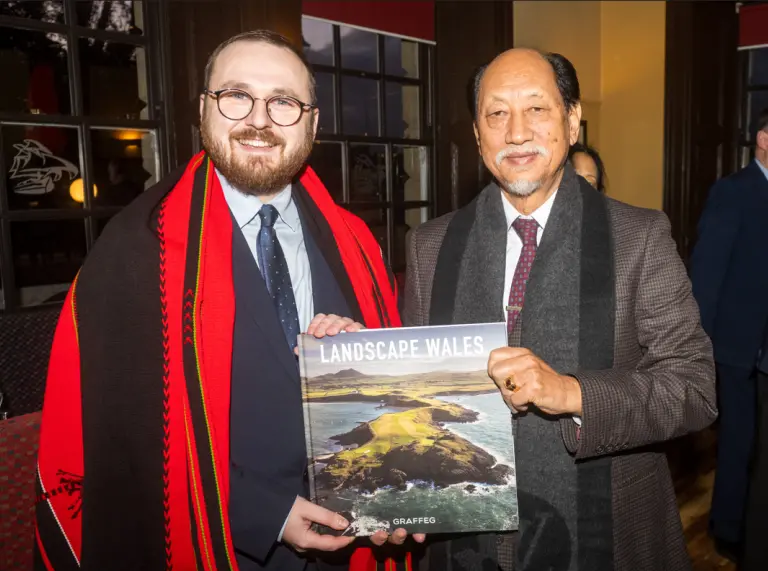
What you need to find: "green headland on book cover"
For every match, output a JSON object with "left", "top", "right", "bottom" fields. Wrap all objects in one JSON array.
[{"left": 298, "top": 322, "right": 518, "bottom": 536}]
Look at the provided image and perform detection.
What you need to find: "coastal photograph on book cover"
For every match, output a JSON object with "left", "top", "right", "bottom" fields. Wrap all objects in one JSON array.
[{"left": 298, "top": 322, "right": 518, "bottom": 536}]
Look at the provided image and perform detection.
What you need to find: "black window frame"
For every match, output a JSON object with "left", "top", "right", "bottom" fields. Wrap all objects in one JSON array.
[
  {"left": 0, "top": 0, "right": 173, "bottom": 312},
  {"left": 301, "top": 15, "right": 437, "bottom": 275}
]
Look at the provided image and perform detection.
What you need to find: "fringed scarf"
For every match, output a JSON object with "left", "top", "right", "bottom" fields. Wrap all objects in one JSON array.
[{"left": 34, "top": 152, "right": 406, "bottom": 571}]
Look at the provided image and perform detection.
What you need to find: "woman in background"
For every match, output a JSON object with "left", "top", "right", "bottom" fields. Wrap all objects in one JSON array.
[{"left": 569, "top": 142, "right": 607, "bottom": 193}]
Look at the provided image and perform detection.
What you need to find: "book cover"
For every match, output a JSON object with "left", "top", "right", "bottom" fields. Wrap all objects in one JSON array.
[{"left": 298, "top": 322, "right": 518, "bottom": 536}]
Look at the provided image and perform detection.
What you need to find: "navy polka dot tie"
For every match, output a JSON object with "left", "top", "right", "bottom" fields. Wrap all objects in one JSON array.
[
  {"left": 257, "top": 204, "right": 301, "bottom": 352},
  {"left": 507, "top": 217, "right": 539, "bottom": 335}
]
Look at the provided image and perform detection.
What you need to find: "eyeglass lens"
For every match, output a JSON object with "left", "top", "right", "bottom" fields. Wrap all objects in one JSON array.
[{"left": 217, "top": 91, "right": 303, "bottom": 126}]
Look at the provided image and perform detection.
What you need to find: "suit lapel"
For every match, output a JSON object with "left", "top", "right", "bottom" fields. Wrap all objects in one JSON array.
[{"left": 231, "top": 216, "right": 299, "bottom": 382}]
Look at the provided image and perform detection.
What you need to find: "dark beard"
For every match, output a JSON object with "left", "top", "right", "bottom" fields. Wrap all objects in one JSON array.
[{"left": 201, "top": 117, "right": 314, "bottom": 195}]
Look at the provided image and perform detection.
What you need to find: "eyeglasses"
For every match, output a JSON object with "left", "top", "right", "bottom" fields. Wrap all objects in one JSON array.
[{"left": 203, "top": 88, "right": 315, "bottom": 126}]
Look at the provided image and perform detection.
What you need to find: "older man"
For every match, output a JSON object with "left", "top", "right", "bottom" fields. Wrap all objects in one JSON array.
[
  {"left": 404, "top": 48, "right": 716, "bottom": 571},
  {"left": 35, "top": 30, "right": 416, "bottom": 571}
]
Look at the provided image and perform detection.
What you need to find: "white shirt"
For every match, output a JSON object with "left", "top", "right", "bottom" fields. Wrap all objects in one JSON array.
[
  {"left": 500, "top": 188, "right": 582, "bottom": 426},
  {"left": 219, "top": 171, "right": 315, "bottom": 331}
]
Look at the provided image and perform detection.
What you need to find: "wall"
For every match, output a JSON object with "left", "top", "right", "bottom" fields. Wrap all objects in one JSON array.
[
  {"left": 600, "top": 1, "right": 665, "bottom": 210},
  {"left": 512, "top": 1, "right": 665, "bottom": 210}
]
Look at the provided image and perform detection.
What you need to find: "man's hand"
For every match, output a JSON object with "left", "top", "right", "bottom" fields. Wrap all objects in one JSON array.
[
  {"left": 282, "top": 497, "right": 355, "bottom": 553},
  {"left": 306, "top": 313, "right": 364, "bottom": 337},
  {"left": 488, "top": 347, "right": 583, "bottom": 416},
  {"left": 369, "top": 528, "right": 427, "bottom": 547}
]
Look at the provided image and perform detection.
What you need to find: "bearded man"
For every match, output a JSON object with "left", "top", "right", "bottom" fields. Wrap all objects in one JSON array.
[
  {"left": 403, "top": 48, "right": 716, "bottom": 570},
  {"left": 34, "top": 30, "right": 419, "bottom": 571}
]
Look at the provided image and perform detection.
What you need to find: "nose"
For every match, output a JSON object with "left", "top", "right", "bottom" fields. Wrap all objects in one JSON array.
[
  {"left": 504, "top": 110, "right": 533, "bottom": 146},
  {"left": 243, "top": 98, "right": 272, "bottom": 129}
]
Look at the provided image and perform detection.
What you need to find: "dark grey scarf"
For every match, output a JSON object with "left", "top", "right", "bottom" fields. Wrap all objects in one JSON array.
[{"left": 419, "top": 166, "right": 615, "bottom": 571}]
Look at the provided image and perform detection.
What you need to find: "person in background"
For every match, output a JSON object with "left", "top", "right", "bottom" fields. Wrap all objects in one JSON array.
[
  {"left": 568, "top": 142, "right": 606, "bottom": 193},
  {"left": 689, "top": 106, "right": 768, "bottom": 563}
]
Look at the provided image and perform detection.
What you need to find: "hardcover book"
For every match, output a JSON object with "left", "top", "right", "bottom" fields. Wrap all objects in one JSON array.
[{"left": 298, "top": 322, "right": 519, "bottom": 536}]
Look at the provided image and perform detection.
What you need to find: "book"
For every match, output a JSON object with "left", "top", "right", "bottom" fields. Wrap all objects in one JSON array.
[{"left": 298, "top": 322, "right": 519, "bottom": 536}]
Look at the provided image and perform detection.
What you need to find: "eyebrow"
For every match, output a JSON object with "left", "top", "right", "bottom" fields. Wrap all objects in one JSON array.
[{"left": 216, "top": 81, "right": 304, "bottom": 101}]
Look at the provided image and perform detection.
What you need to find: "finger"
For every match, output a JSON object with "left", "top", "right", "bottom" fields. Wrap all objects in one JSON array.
[
  {"left": 312, "top": 314, "right": 339, "bottom": 338},
  {"left": 324, "top": 317, "right": 354, "bottom": 336},
  {"left": 370, "top": 530, "right": 389, "bottom": 546},
  {"left": 413, "top": 533, "right": 427, "bottom": 543},
  {"left": 305, "top": 314, "right": 328, "bottom": 336},
  {"left": 488, "top": 347, "right": 531, "bottom": 373},
  {"left": 489, "top": 356, "right": 538, "bottom": 388},
  {"left": 343, "top": 321, "right": 365, "bottom": 333},
  {"left": 294, "top": 346, "right": 300, "bottom": 356},
  {"left": 303, "top": 501, "right": 350, "bottom": 531},
  {"left": 388, "top": 528, "right": 407, "bottom": 545},
  {"left": 303, "top": 531, "right": 356, "bottom": 552}
]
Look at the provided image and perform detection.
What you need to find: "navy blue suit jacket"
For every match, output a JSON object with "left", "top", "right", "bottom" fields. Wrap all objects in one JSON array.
[
  {"left": 229, "top": 184, "right": 360, "bottom": 571},
  {"left": 690, "top": 161, "right": 768, "bottom": 369}
]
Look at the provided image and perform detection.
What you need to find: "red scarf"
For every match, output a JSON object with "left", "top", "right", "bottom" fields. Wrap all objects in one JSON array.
[{"left": 35, "top": 153, "right": 407, "bottom": 570}]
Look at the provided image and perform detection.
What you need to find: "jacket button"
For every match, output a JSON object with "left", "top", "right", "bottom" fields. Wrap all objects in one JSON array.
[{"left": 597, "top": 445, "right": 605, "bottom": 453}]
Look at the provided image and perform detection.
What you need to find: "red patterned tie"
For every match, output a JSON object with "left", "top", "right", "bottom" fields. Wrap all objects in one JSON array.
[{"left": 507, "top": 217, "right": 539, "bottom": 334}]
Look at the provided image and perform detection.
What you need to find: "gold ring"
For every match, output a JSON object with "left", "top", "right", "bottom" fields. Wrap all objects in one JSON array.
[{"left": 505, "top": 376, "right": 520, "bottom": 392}]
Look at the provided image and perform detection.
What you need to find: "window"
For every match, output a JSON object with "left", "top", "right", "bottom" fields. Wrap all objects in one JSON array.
[
  {"left": 301, "top": 16, "right": 434, "bottom": 274},
  {"left": 0, "top": 0, "right": 168, "bottom": 311},
  {"left": 738, "top": 47, "right": 768, "bottom": 167}
]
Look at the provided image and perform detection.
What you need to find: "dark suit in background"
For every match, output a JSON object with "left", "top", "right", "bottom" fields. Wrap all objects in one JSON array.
[
  {"left": 742, "top": 334, "right": 768, "bottom": 570},
  {"left": 689, "top": 160, "right": 768, "bottom": 548},
  {"left": 229, "top": 185, "right": 358, "bottom": 571}
]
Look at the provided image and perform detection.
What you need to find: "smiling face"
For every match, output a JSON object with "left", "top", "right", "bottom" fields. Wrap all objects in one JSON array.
[
  {"left": 200, "top": 40, "right": 318, "bottom": 196},
  {"left": 474, "top": 49, "right": 581, "bottom": 203}
]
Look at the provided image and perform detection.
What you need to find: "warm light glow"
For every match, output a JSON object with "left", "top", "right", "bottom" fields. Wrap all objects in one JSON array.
[
  {"left": 69, "top": 178, "right": 98, "bottom": 203},
  {"left": 114, "top": 130, "right": 144, "bottom": 141},
  {"left": 124, "top": 144, "right": 141, "bottom": 157}
]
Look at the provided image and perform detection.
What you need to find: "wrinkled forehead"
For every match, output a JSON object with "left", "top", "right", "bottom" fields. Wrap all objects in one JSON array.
[
  {"left": 209, "top": 40, "right": 312, "bottom": 101},
  {"left": 480, "top": 51, "right": 561, "bottom": 106}
]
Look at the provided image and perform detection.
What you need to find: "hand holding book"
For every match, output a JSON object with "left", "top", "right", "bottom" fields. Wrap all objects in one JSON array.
[{"left": 488, "top": 347, "right": 583, "bottom": 416}]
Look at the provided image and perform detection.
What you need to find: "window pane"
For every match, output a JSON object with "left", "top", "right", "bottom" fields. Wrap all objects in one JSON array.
[
  {"left": 75, "top": 1, "right": 145, "bottom": 35},
  {"left": 12, "top": 219, "right": 86, "bottom": 307},
  {"left": 747, "top": 90, "right": 768, "bottom": 140},
  {"left": 4, "top": 125, "right": 82, "bottom": 210},
  {"left": 91, "top": 128, "right": 157, "bottom": 207},
  {"left": 308, "top": 142, "right": 344, "bottom": 203},
  {"left": 392, "top": 207, "right": 428, "bottom": 270},
  {"left": 342, "top": 77, "right": 379, "bottom": 136},
  {"left": 315, "top": 72, "right": 335, "bottom": 134},
  {"left": 0, "top": 1, "right": 64, "bottom": 23},
  {"left": 349, "top": 144, "right": 386, "bottom": 202},
  {"left": 0, "top": 26, "right": 71, "bottom": 114},
  {"left": 384, "top": 37, "right": 419, "bottom": 79},
  {"left": 79, "top": 39, "right": 148, "bottom": 119},
  {"left": 302, "top": 17, "right": 334, "bottom": 66},
  {"left": 393, "top": 146, "right": 428, "bottom": 202},
  {"left": 350, "top": 207, "right": 388, "bottom": 255},
  {"left": 750, "top": 49, "right": 768, "bottom": 87},
  {"left": 340, "top": 26, "right": 378, "bottom": 73},
  {"left": 386, "top": 83, "right": 420, "bottom": 139}
]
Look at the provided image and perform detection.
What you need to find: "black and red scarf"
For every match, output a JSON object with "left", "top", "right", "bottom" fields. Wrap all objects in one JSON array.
[{"left": 34, "top": 153, "right": 409, "bottom": 571}]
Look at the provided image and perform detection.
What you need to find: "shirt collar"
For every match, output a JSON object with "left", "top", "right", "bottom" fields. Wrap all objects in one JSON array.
[
  {"left": 755, "top": 158, "right": 768, "bottom": 182},
  {"left": 501, "top": 186, "right": 559, "bottom": 231},
  {"left": 216, "top": 169, "right": 299, "bottom": 232}
]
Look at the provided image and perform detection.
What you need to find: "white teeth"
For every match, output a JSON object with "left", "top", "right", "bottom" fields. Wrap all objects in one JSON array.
[{"left": 239, "top": 139, "right": 273, "bottom": 148}]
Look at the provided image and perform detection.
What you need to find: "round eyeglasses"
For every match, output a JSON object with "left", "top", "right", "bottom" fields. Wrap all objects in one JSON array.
[{"left": 203, "top": 88, "right": 315, "bottom": 126}]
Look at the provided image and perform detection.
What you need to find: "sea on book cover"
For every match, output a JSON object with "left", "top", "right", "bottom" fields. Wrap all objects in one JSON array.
[{"left": 298, "top": 322, "right": 518, "bottom": 536}]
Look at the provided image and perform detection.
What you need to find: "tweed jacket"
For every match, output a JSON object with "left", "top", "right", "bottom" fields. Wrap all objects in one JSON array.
[{"left": 403, "top": 192, "right": 717, "bottom": 571}]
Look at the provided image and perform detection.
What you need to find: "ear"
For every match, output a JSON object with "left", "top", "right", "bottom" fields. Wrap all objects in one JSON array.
[
  {"left": 473, "top": 122, "right": 481, "bottom": 153},
  {"left": 311, "top": 108, "right": 319, "bottom": 138},
  {"left": 568, "top": 102, "right": 583, "bottom": 146},
  {"left": 199, "top": 94, "right": 205, "bottom": 123}
]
